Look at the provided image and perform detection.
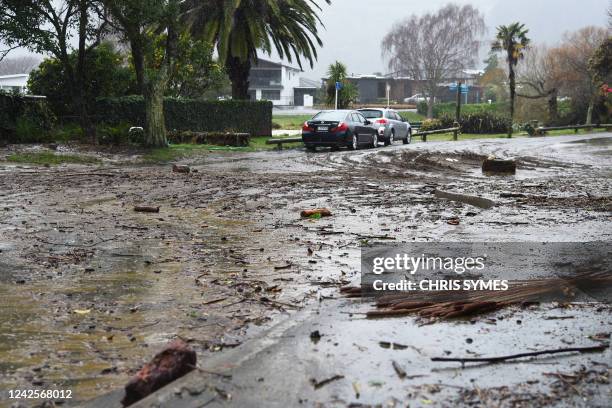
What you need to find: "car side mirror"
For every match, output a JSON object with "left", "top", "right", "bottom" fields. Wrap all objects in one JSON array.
[{"left": 364, "top": 119, "right": 371, "bottom": 125}]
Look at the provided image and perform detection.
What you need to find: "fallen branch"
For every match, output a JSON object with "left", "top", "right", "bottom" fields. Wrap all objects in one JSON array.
[
  {"left": 134, "top": 206, "right": 160, "bottom": 213},
  {"left": 431, "top": 344, "right": 609, "bottom": 365},
  {"left": 310, "top": 374, "right": 344, "bottom": 389},
  {"left": 435, "top": 190, "right": 495, "bottom": 209}
]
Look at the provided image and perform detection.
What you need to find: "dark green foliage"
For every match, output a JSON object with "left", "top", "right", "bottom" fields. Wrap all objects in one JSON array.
[
  {"left": 0, "top": 91, "right": 56, "bottom": 142},
  {"left": 28, "top": 43, "right": 138, "bottom": 118},
  {"left": 167, "top": 130, "right": 250, "bottom": 146},
  {"left": 417, "top": 101, "right": 510, "bottom": 118},
  {"left": 96, "top": 97, "right": 272, "bottom": 136},
  {"left": 419, "top": 112, "right": 511, "bottom": 134},
  {"left": 454, "top": 112, "right": 512, "bottom": 134},
  {"left": 97, "top": 123, "right": 132, "bottom": 146}
]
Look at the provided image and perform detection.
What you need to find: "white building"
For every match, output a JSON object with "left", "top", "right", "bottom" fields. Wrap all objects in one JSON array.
[
  {"left": 0, "top": 74, "right": 29, "bottom": 93},
  {"left": 248, "top": 59, "right": 302, "bottom": 106}
]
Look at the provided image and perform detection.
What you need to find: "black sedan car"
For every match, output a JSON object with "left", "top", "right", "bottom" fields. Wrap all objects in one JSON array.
[{"left": 302, "top": 110, "right": 379, "bottom": 151}]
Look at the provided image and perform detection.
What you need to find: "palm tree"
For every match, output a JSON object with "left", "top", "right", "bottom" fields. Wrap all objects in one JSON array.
[
  {"left": 188, "top": 0, "right": 330, "bottom": 100},
  {"left": 325, "top": 61, "right": 357, "bottom": 108},
  {"left": 491, "top": 23, "right": 531, "bottom": 136}
]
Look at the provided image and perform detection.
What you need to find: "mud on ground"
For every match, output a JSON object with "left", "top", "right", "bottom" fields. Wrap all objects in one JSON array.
[{"left": 0, "top": 134, "right": 611, "bottom": 406}]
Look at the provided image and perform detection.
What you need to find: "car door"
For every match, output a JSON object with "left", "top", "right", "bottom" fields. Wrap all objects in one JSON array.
[
  {"left": 392, "top": 111, "right": 409, "bottom": 136},
  {"left": 353, "top": 113, "right": 371, "bottom": 143}
]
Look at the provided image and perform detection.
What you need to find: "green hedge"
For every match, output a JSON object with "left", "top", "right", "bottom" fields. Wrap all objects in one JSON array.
[
  {"left": 417, "top": 101, "right": 509, "bottom": 118},
  {"left": 420, "top": 112, "right": 511, "bottom": 134},
  {"left": 96, "top": 97, "right": 272, "bottom": 136},
  {"left": 0, "top": 91, "right": 56, "bottom": 143}
]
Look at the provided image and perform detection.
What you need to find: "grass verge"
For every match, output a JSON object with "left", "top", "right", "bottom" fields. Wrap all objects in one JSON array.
[
  {"left": 272, "top": 115, "right": 313, "bottom": 130},
  {"left": 142, "top": 136, "right": 304, "bottom": 163},
  {"left": 5, "top": 152, "right": 101, "bottom": 165}
]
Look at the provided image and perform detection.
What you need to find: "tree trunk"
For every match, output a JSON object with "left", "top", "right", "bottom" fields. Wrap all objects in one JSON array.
[
  {"left": 143, "top": 80, "right": 168, "bottom": 147},
  {"left": 586, "top": 99, "right": 594, "bottom": 126},
  {"left": 547, "top": 89, "right": 558, "bottom": 125},
  {"left": 226, "top": 55, "right": 251, "bottom": 100},
  {"left": 426, "top": 96, "right": 434, "bottom": 119},
  {"left": 508, "top": 62, "right": 515, "bottom": 137},
  {"left": 76, "top": 0, "right": 96, "bottom": 144}
]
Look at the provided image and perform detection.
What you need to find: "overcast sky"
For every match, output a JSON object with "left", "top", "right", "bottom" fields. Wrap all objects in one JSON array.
[
  {"left": 274, "top": 0, "right": 610, "bottom": 80},
  {"left": 3, "top": 0, "right": 610, "bottom": 79}
]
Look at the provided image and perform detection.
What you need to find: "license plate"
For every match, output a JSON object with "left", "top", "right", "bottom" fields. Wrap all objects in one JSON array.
[{"left": 318, "top": 126, "right": 329, "bottom": 132}]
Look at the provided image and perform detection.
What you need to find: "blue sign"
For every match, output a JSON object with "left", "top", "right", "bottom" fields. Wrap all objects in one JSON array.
[
  {"left": 449, "top": 83, "right": 469, "bottom": 94},
  {"left": 335, "top": 81, "right": 343, "bottom": 91}
]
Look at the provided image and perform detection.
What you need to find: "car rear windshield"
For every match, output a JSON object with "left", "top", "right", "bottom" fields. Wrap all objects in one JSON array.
[
  {"left": 359, "top": 110, "right": 383, "bottom": 119},
  {"left": 311, "top": 111, "right": 348, "bottom": 121}
]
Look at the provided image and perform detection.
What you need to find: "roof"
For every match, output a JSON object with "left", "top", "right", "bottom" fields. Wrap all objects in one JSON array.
[
  {"left": 0, "top": 74, "right": 29, "bottom": 79},
  {"left": 252, "top": 58, "right": 302, "bottom": 72},
  {"left": 298, "top": 78, "right": 320, "bottom": 88}
]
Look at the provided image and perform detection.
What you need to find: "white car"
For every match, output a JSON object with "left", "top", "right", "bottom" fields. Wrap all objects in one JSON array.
[{"left": 403, "top": 93, "right": 426, "bottom": 104}]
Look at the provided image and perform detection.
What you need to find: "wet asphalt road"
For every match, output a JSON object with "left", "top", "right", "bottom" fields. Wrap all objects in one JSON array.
[{"left": 1, "top": 133, "right": 611, "bottom": 407}]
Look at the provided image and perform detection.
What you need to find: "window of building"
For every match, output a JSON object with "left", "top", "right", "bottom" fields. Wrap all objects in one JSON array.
[{"left": 262, "top": 90, "right": 281, "bottom": 101}]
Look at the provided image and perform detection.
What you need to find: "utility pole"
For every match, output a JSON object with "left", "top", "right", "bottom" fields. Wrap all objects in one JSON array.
[
  {"left": 456, "top": 81, "right": 462, "bottom": 123},
  {"left": 335, "top": 81, "right": 342, "bottom": 110},
  {"left": 335, "top": 86, "right": 338, "bottom": 110}
]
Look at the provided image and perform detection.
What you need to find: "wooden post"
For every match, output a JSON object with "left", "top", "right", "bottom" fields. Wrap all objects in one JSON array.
[
  {"left": 422, "top": 133, "right": 427, "bottom": 142},
  {"left": 453, "top": 123, "right": 459, "bottom": 141}
]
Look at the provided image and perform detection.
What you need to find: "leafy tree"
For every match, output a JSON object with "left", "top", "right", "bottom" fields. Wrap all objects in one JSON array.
[
  {"left": 491, "top": 22, "right": 531, "bottom": 136},
  {"left": 589, "top": 37, "right": 612, "bottom": 88},
  {"left": 167, "top": 36, "right": 229, "bottom": 98},
  {"left": 28, "top": 42, "right": 138, "bottom": 117},
  {"left": 480, "top": 52, "right": 507, "bottom": 103},
  {"left": 104, "top": 0, "right": 184, "bottom": 147},
  {"left": 324, "top": 61, "right": 356, "bottom": 109},
  {"left": 382, "top": 4, "right": 485, "bottom": 118},
  {"left": 189, "top": 0, "right": 330, "bottom": 100},
  {"left": 0, "top": 0, "right": 108, "bottom": 142}
]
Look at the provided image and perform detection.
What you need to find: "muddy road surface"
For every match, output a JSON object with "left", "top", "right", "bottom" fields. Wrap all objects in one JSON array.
[{"left": 0, "top": 134, "right": 611, "bottom": 407}]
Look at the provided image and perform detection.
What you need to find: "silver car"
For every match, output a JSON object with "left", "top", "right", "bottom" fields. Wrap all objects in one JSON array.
[{"left": 357, "top": 108, "right": 412, "bottom": 146}]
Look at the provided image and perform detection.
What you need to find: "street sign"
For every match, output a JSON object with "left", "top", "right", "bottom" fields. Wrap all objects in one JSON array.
[
  {"left": 335, "top": 81, "right": 343, "bottom": 91},
  {"left": 449, "top": 83, "right": 469, "bottom": 93}
]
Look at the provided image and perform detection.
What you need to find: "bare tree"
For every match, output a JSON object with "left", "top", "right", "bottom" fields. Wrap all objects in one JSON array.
[
  {"left": 381, "top": 3, "right": 485, "bottom": 118},
  {"left": 553, "top": 26, "right": 608, "bottom": 124},
  {"left": 0, "top": 55, "right": 41, "bottom": 75},
  {"left": 515, "top": 45, "right": 560, "bottom": 124}
]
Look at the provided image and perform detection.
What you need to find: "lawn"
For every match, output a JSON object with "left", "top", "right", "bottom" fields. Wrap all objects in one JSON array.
[
  {"left": 411, "top": 128, "right": 607, "bottom": 142},
  {"left": 142, "top": 135, "right": 303, "bottom": 163},
  {"left": 5, "top": 152, "right": 101, "bottom": 165},
  {"left": 272, "top": 114, "right": 313, "bottom": 130}
]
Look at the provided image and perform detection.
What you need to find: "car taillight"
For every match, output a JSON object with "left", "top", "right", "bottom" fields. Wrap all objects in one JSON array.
[
  {"left": 375, "top": 118, "right": 388, "bottom": 124},
  {"left": 302, "top": 122, "right": 314, "bottom": 132},
  {"left": 333, "top": 122, "right": 349, "bottom": 132}
]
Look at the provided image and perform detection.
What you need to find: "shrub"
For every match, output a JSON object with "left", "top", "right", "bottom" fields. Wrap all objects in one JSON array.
[
  {"left": 96, "top": 97, "right": 273, "bottom": 136},
  {"left": 419, "top": 119, "right": 444, "bottom": 132},
  {"left": 0, "top": 91, "right": 56, "bottom": 143},
  {"left": 417, "top": 101, "right": 509, "bottom": 118},
  {"left": 167, "top": 130, "right": 250, "bottom": 147},
  {"left": 97, "top": 123, "right": 131, "bottom": 145},
  {"left": 454, "top": 112, "right": 511, "bottom": 134},
  {"left": 419, "top": 112, "right": 510, "bottom": 134}
]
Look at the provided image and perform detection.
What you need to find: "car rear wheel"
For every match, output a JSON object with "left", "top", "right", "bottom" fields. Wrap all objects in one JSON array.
[
  {"left": 306, "top": 145, "right": 316, "bottom": 152},
  {"left": 371, "top": 133, "right": 378, "bottom": 148},
  {"left": 403, "top": 129, "right": 411, "bottom": 144},
  {"left": 385, "top": 129, "right": 394, "bottom": 146}
]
